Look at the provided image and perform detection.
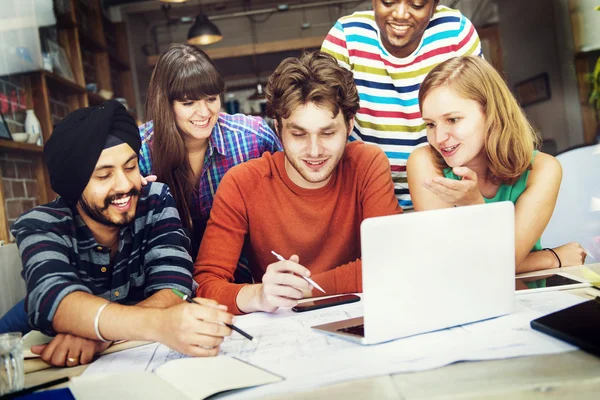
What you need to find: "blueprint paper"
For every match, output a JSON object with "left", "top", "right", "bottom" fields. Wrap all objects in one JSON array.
[{"left": 83, "top": 291, "right": 585, "bottom": 398}]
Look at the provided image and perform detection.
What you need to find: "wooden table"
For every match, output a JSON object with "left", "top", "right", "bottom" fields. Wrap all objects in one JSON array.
[{"left": 26, "top": 264, "right": 600, "bottom": 399}]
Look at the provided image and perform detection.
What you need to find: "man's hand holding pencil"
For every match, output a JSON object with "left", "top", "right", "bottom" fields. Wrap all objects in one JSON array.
[{"left": 155, "top": 295, "right": 234, "bottom": 357}]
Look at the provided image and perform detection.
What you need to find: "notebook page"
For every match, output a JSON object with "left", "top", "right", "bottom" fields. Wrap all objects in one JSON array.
[
  {"left": 70, "top": 372, "right": 184, "bottom": 400},
  {"left": 155, "top": 356, "right": 282, "bottom": 400}
]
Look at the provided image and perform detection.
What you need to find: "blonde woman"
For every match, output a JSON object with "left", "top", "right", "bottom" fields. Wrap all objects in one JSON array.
[{"left": 407, "top": 56, "right": 586, "bottom": 273}]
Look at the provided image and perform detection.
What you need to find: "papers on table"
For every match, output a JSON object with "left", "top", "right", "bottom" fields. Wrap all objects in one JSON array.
[
  {"left": 72, "top": 356, "right": 282, "bottom": 400},
  {"left": 82, "top": 291, "right": 587, "bottom": 399}
]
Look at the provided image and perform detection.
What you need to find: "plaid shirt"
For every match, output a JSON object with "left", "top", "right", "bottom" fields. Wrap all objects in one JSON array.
[
  {"left": 138, "top": 113, "right": 282, "bottom": 278},
  {"left": 11, "top": 183, "right": 193, "bottom": 336}
]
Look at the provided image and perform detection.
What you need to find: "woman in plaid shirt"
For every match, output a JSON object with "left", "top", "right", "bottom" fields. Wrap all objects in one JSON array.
[{"left": 138, "top": 44, "right": 282, "bottom": 268}]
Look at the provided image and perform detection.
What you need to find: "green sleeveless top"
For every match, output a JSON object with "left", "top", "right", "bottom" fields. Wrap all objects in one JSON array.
[{"left": 443, "top": 151, "right": 542, "bottom": 251}]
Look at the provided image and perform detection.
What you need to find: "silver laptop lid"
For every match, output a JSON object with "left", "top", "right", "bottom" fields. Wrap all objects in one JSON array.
[{"left": 360, "top": 202, "right": 516, "bottom": 345}]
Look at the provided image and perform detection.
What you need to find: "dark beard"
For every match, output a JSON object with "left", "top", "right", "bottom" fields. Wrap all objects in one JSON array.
[{"left": 78, "top": 188, "right": 140, "bottom": 228}]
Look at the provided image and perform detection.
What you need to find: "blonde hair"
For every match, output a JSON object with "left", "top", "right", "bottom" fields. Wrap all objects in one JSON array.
[{"left": 418, "top": 56, "right": 540, "bottom": 185}]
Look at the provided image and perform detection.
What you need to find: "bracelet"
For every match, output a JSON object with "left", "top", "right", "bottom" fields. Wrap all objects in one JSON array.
[
  {"left": 544, "top": 247, "right": 562, "bottom": 268},
  {"left": 94, "top": 302, "right": 111, "bottom": 342}
]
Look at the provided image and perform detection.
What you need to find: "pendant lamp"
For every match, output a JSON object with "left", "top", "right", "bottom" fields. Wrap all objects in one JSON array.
[{"left": 187, "top": 12, "right": 223, "bottom": 46}]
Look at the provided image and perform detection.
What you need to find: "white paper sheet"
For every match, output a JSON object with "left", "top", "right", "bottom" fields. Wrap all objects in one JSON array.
[{"left": 83, "top": 291, "right": 586, "bottom": 399}]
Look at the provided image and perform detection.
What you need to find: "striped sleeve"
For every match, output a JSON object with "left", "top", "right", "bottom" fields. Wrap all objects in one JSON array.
[
  {"left": 456, "top": 14, "right": 482, "bottom": 57},
  {"left": 142, "top": 183, "right": 194, "bottom": 297},
  {"left": 321, "top": 20, "right": 351, "bottom": 69},
  {"left": 11, "top": 213, "right": 92, "bottom": 336}
]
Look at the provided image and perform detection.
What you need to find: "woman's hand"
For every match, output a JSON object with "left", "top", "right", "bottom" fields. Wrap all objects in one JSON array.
[
  {"left": 552, "top": 242, "right": 587, "bottom": 267},
  {"left": 423, "top": 167, "right": 485, "bottom": 207},
  {"left": 141, "top": 174, "right": 158, "bottom": 186}
]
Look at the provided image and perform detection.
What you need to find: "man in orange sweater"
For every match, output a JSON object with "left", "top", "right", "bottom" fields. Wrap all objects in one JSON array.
[{"left": 194, "top": 51, "right": 402, "bottom": 314}]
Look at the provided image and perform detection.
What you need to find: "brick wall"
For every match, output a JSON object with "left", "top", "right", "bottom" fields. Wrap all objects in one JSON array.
[
  {"left": 0, "top": 76, "right": 37, "bottom": 241},
  {"left": 0, "top": 153, "right": 39, "bottom": 238},
  {"left": 49, "top": 94, "right": 69, "bottom": 126}
]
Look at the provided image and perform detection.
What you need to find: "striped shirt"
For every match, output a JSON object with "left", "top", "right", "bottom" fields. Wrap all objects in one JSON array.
[
  {"left": 10, "top": 182, "right": 193, "bottom": 336},
  {"left": 321, "top": 6, "right": 482, "bottom": 209},
  {"left": 138, "top": 113, "right": 282, "bottom": 280}
]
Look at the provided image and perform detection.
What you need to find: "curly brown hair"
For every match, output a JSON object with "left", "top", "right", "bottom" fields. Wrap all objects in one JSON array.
[{"left": 265, "top": 51, "right": 359, "bottom": 131}]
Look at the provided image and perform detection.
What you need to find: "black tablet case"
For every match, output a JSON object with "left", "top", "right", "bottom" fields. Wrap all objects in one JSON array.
[{"left": 530, "top": 297, "right": 600, "bottom": 358}]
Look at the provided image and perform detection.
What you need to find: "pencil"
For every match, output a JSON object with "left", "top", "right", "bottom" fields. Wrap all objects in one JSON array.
[
  {"left": 171, "top": 289, "right": 257, "bottom": 343},
  {"left": 271, "top": 250, "right": 326, "bottom": 294},
  {"left": 2, "top": 376, "right": 70, "bottom": 399}
]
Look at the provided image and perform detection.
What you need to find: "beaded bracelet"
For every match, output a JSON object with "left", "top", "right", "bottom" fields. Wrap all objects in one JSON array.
[{"left": 543, "top": 247, "right": 562, "bottom": 268}]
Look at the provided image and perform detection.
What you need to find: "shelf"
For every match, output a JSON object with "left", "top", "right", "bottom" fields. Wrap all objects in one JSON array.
[
  {"left": 0, "top": 139, "right": 43, "bottom": 153},
  {"left": 43, "top": 71, "right": 86, "bottom": 93},
  {"left": 147, "top": 36, "right": 325, "bottom": 67},
  {"left": 8, "top": 70, "right": 85, "bottom": 93},
  {"left": 109, "top": 54, "right": 130, "bottom": 71}
]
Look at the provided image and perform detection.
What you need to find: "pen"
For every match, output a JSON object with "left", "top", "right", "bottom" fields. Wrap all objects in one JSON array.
[
  {"left": 270, "top": 250, "right": 326, "bottom": 294},
  {"left": 171, "top": 289, "right": 257, "bottom": 343},
  {"left": 2, "top": 376, "right": 70, "bottom": 399}
]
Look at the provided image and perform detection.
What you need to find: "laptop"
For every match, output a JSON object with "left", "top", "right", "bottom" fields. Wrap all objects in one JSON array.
[{"left": 312, "top": 202, "right": 516, "bottom": 345}]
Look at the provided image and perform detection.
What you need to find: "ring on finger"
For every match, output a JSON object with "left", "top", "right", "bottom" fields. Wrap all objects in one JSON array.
[{"left": 67, "top": 356, "right": 79, "bottom": 365}]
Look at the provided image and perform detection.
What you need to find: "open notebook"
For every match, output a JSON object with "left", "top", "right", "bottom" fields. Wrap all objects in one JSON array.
[{"left": 69, "top": 356, "right": 283, "bottom": 400}]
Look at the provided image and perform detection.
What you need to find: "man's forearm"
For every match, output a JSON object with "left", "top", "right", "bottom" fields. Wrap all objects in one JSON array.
[
  {"left": 137, "top": 289, "right": 182, "bottom": 308},
  {"left": 52, "top": 292, "right": 166, "bottom": 343},
  {"left": 236, "top": 284, "right": 265, "bottom": 314}
]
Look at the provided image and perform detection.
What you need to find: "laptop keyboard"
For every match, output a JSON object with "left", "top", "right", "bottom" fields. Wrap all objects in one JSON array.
[{"left": 337, "top": 324, "right": 365, "bottom": 337}]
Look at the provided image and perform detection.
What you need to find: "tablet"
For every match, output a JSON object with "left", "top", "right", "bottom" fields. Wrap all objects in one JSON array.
[{"left": 515, "top": 273, "right": 590, "bottom": 293}]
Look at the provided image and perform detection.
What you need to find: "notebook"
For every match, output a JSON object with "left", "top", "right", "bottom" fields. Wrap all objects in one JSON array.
[
  {"left": 69, "top": 356, "right": 283, "bottom": 400},
  {"left": 531, "top": 296, "right": 600, "bottom": 358},
  {"left": 313, "top": 202, "right": 516, "bottom": 344}
]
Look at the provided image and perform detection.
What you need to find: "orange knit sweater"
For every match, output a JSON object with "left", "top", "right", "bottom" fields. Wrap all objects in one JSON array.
[{"left": 194, "top": 141, "right": 402, "bottom": 313}]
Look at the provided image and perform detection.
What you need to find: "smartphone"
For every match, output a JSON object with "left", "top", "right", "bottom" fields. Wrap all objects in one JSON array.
[
  {"left": 292, "top": 294, "right": 361, "bottom": 313},
  {"left": 515, "top": 273, "right": 589, "bottom": 293}
]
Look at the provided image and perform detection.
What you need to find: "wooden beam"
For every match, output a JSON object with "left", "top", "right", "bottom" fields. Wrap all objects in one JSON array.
[
  {"left": 95, "top": 52, "right": 113, "bottom": 94},
  {"left": 34, "top": 156, "right": 52, "bottom": 205},
  {"left": 0, "top": 140, "right": 43, "bottom": 153},
  {"left": 147, "top": 36, "right": 325, "bottom": 67},
  {"left": 58, "top": 28, "right": 85, "bottom": 88},
  {"left": 0, "top": 158, "right": 8, "bottom": 243},
  {"left": 31, "top": 74, "right": 52, "bottom": 145},
  {"left": 477, "top": 24, "right": 503, "bottom": 74}
]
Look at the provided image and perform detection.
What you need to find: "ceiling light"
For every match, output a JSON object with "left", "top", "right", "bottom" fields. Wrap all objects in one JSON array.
[
  {"left": 248, "top": 83, "right": 265, "bottom": 100},
  {"left": 159, "top": 0, "right": 188, "bottom": 3},
  {"left": 187, "top": 13, "right": 223, "bottom": 46}
]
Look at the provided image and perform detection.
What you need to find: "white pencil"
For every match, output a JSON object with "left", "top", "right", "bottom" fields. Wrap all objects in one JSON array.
[
  {"left": 270, "top": 250, "right": 326, "bottom": 294},
  {"left": 582, "top": 247, "right": 596, "bottom": 260}
]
